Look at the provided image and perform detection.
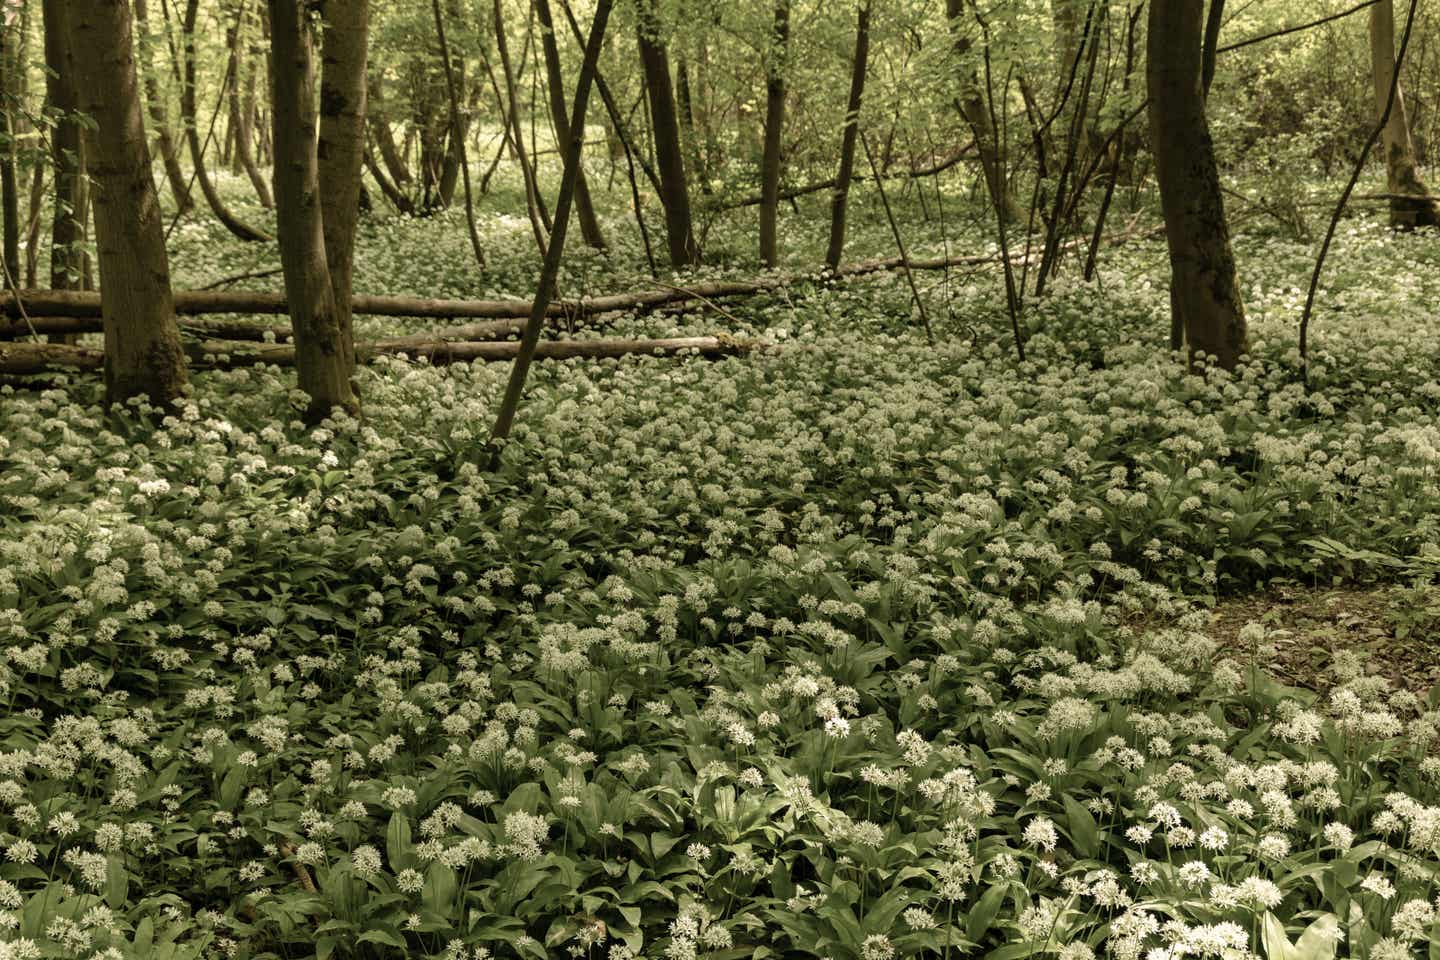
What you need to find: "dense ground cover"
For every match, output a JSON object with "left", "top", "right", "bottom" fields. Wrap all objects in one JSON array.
[{"left": 4, "top": 177, "right": 1440, "bottom": 959}]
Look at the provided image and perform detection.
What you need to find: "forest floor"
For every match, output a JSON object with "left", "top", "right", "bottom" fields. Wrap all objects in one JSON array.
[{"left": 4, "top": 170, "right": 1440, "bottom": 960}]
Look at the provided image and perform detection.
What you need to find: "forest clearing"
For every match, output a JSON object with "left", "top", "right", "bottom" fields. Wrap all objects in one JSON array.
[{"left": 3, "top": 1, "right": 1440, "bottom": 958}]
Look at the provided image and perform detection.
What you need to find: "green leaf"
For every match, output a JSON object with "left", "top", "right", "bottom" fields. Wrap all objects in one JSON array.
[
  {"left": 1294, "top": 913, "right": 1339, "bottom": 960},
  {"left": 387, "top": 812, "right": 412, "bottom": 871},
  {"left": 967, "top": 883, "right": 1008, "bottom": 943},
  {"left": 1062, "top": 793, "right": 1099, "bottom": 858},
  {"left": 1261, "top": 911, "right": 1297, "bottom": 960},
  {"left": 358, "top": 927, "right": 409, "bottom": 949},
  {"left": 106, "top": 856, "right": 129, "bottom": 911}
]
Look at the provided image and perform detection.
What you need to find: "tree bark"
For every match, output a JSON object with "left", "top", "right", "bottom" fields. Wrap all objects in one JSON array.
[
  {"left": 42, "top": 0, "right": 88, "bottom": 294},
  {"left": 493, "top": 0, "right": 551, "bottom": 254},
  {"left": 758, "top": 0, "right": 790, "bottom": 267},
  {"left": 368, "top": 72, "right": 412, "bottom": 187},
  {"left": 269, "top": 0, "right": 358, "bottom": 419},
  {"left": 943, "top": 0, "right": 1019, "bottom": 223},
  {"left": 1147, "top": 0, "right": 1247, "bottom": 368},
  {"left": 431, "top": 0, "right": 486, "bottom": 270},
  {"left": 636, "top": 0, "right": 698, "bottom": 267},
  {"left": 227, "top": 17, "right": 274, "bottom": 207},
  {"left": 67, "top": 0, "right": 189, "bottom": 406},
  {"left": 133, "top": 0, "right": 194, "bottom": 214},
  {"left": 0, "top": 21, "right": 19, "bottom": 285},
  {"left": 318, "top": 0, "right": 370, "bottom": 377},
  {"left": 1369, "top": 0, "right": 1438, "bottom": 228},
  {"left": 491, "top": 0, "right": 613, "bottom": 440},
  {"left": 825, "top": 0, "right": 871, "bottom": 271},
  {"left": 181, "top": 0, "right": 272, "bottom": 242},
  {"left": 534, "top": 0, "right": 606, "bottom": 250}
]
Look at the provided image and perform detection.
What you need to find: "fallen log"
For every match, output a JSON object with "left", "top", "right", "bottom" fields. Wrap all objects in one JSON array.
[
  {"left": 0, "top": 340, "right": 105, "bottom": 373},
  {"left": 0, "top": 222, "right": 1162, "bottom": 340},
  {"left": 0, "top": 281, "right": 787, "bottom": 329},
  {"left": 3, "top": 334, "right": 757, "bottom": 375}
]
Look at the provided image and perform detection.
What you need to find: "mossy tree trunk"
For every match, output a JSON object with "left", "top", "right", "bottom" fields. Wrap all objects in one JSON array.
[
  {"left": 269, "top": 0, "right": 359, "bottom": 421},
  {"left": 1147, "top": 0, "right": 1247, "bottom": 369},
  {"left": 758, "top": 0, "right": 790, "bottom": 268},
  {"left": 1369, "top": 0, "right": 1438, "bottom": 228},
  {"left": 68, "top": 0, "right": 189, "bottom": 407},
  {"left": 318, "top": 0, "right": 370, "bottom": 382},
  {"left": 636, "top": 0, "right": 699, "bottom": 267},
  {"left": 825, "top": 0, "right": 871, "bottom": 271}
]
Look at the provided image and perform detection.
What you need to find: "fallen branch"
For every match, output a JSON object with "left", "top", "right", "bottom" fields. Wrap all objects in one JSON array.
[
  {"left": 0, "top": 334, "right": 757, "bottom": 374},
  {"left": 0, "top": 221, "right": 1162, "bottom": 341}
]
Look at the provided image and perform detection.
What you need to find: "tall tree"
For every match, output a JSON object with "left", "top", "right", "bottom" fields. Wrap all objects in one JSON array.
[
  {"left": 227, "top": 13, "right": 274, "bottom": 208},
  {"left": 318, "top": 0, "right": 371, "bottom": 378},
  {"left": 132, "top": 0, "right": 194, "bottom": 214},
  {"left": 270, "top": 0, "right": 359, "bottom": 419},
  {"left": 181, "top": 0, "right": 271, "bottom": 241},
  {"left": 1368, "top": 0, "right": 1438, "bottom": 228},
  {"left": 825, "top": 0, "right": 871, "bottom": 270},
  {"left": 42, "top": 0, "right": 89, "bottom": 294},
  {"left": 0, "top": 13, "right": 19, "bottom": 285},
  {"left": 636, "top": 0, "right": 699, "bottom": 267},
  {"left": 534, "top": 0, "right": 606, "bottom": 250},
  {"left": 758, "top": 0, "right": 790, "bottom": 267},
  {"left": 67, "top": 0, "right": 189, "bottom": 406},
  {"left": 944, "top": 0, "right": 1019, "bottom": 224},
  {"left": 1147, "top": 0, "right": 1246, "bottom": 368}
]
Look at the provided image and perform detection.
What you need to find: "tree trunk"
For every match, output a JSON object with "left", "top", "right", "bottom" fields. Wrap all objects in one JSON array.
[
  {"left": 133, "top": 0, "right": 194, "bottom": 214},
  {"left": 943, "top": 0, "right": 1019, "bottom": 223},
  {"left": 227, "top": 18, "right": 274, "bottom": 207},
  {"left": 0, "top": 21, "right": 19, "bottom": 285},
  {"left": 181, "top": 0, "right": 271, "bottom": 242},
  {"left": 492, "top": 0, "right": 551, "bottom": 252},
  {"left": 535, "top": 0, "right": 606, "bottom": 250},
  {"left": 435, "top": 2, "right": 466, "bottom": 210},
  {"left": 825, "top": 0, "right": 871, "bottom": 271},
  {"left": 1147, "top": 0, "right": 1246, "bottom": 369},
  {"left": 42, "top": 0, "right": 88, "bottom": 295},
  {"left": 269, "top": 0, "right": 358, "bottom": 420},
  {"left": 636, "top": 0, "right": 698, "bottom": 267},
  {"left": 369, "top": 72, "right": 413, "bottom": 187},
  {"left": 432, "top": 0, "right": 486, "bottom": 269},
  {"left": 68, "top": 0, "right": 189, "bottom": 407},
  {"left": 758, "top": 0, "right": 790, "bottom": 267},
  {"left": 318, "top": 0, "right": 369, "bottom": 379},
  {"left": 1369, "top": 0, "right": 1439, "bottom": 228}
]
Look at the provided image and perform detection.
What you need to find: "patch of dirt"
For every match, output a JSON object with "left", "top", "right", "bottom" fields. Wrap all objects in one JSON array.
[{"left": 1207, "top": 583, "right": 1440, "bottom": 696}]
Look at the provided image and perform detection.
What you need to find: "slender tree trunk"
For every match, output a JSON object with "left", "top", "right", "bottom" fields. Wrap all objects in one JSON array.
[
  {"left": 0, "top": 22, "right": 19, "bottom": 285},
  {"left": 676, "top": 52, "right": 706, "bottom": 192},
  {"left": 944, "top": 0, "right": 1019, "bottom": 223},
  {"left": 68, "top": 0, "right": 188, "bottom": 407},
  {"left": 1200, "top": 0, "right": 1224, "bottom": 99},
  {"left": 228, "top": 18, "right": 275, "bottom": 207},
  {"left": 42, "top": 0, "right": 88, "bottom": 295},
  {"left": 1147, "top": 0, "right": 1246, "bottom": 368},
  {"left": 369, "top": 72, "right": 413, "bottom": 187},
  {"left": 1369, "top": 0, "right": 1438, "bottom": 227},
  {"left": 24, "top": 162, "right": 43, "bottom": 287},
  {"left": 181, "top": 0, "right": 271, "bottom": 242},
  {"left": 432, "top": 0, "right": 486, "bottom": 270},
  {"left": 535, "top": 0, "right": 606, "bottom": 249},
  {"left": 491, "top": 0, "right": 613, "bottom": 441},
  {"left": 318, "top": 0, "right": 370, "bottom": 382},
  {"left": 436, "top": 0, "right": 466, "bottom": 209},
  {"left": 758, "top": 0, "right": 790, "bottom": 267},
  {"left": 493, "top": 0, "right": 551, "bottom": 252},
  {"left": 825, "top": 0, "right": 871, "bottom": 271},
  {"left": 269, "top": 0, "right": 358, "bottom": 420},
  {"left": 636, "top": 0, "right": 698, "bottom": 267},
  {"left": 133, "top": 0, "right": 194, "bottom": 214}
]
